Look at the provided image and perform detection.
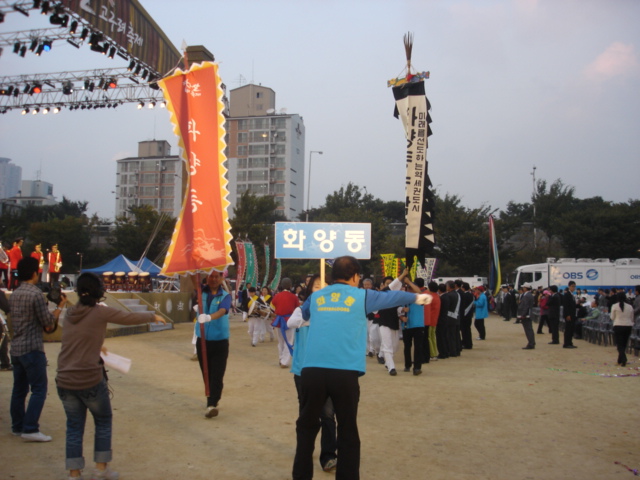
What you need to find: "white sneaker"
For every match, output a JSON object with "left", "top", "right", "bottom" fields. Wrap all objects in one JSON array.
[
  {"left": 205, "top": 406, "right": 219, "bottom": 418},
  {"left": 21, "top": 431, "right": 52, "bottom": 442},
  {"left": 91, "top": 467, "right": 119, "bottom": 480}
]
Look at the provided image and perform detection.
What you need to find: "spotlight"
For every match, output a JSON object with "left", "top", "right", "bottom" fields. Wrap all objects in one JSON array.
[
  {"left": 108, "top": 46, "right": 116, "bottom": 59},
  {"left": 29, "top": 39, "right": 38, "bottom": 52},
  {"left": 19, "top": 46, "right": 27, "bottom": 57},
  {"left": 80, "top": 28, "right": 89, "bottom": 41},
  {"left": 35, "top": 43, "right": 44, "bottom": 55},
  {"left": 42, "top": 40, "right": 52, "bottom": 52},
  {"left": 69, "top": 20, "right": 78, "bottom": 34},
  {"left": 13, "top": 42, "right": 20, "bottom": 54},
  {"left": 160, "top": 101, "right": 167, "bottom": 108},
  {"left": 41, "top": 1, "right": 50, "bottom": 14},
  {"left": 148, "top": 101, "right": 156, "bottom": 109},
  {"left": 34, "top": 0, "right": 41, "bottom": 8},
  {"left": 127, "top": 60, "right": 135, "bottom": 71},
  {"left": 42, "top": 107, "right": 50, "bottom": 114},
  {"left": 62, "top": 80, "right": 73, "bottom": 95},
  {"left": 137, "top": 101, "right": 144, "bottom": 109},
  {"left": 23, "top": 84, "right": 31, "bottom": 94},
  {"left": 49, "top": 12, "right": 68, "bottom": 26},
  {"left": 22, "top": 108, "right": 29, "bottom": 115},
  {"left": 134, "top": 65, "right": 142, "bottom": 76},
  {"left": 83, "top": 79, "right": 89, "bottom": 90},
  {"left": 31, "top": 83, "right": 43, "bottom": 94},
  {"left": 0, "top": 12, "right": 4, "bottom": 23},
  {"left": 54, "top": 106, "right": 61, "bottom": 113},
  {"left": 149, "top": 81, "right": 160, "bottom": 90},
  {"left": 32, "top": 107, "right": 39, "bottom": 115},
  {"left": 88, "top": 81, "right": 95, "bottom": 92},
  {"left": 108, "top": 78, "right": 117, "bottom": 89},
  {"left": 102, "top": 43, "right": 109, "bottom": 55},
  {"left": 141, "top": 69, "right": 148, "bottom": 80}
]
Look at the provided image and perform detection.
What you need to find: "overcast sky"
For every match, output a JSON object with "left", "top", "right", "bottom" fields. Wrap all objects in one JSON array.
[{"left": 1, "top": 0, "right": 639, "bottom": 220}]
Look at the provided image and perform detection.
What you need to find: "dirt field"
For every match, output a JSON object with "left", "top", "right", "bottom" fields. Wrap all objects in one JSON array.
[{"left": 2, "top": 313, "right": 639, "bottom": 480}]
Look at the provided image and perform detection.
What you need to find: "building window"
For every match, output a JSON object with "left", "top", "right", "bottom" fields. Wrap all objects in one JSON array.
[
  {"left": 238, "top": 145, "right": 248, "bottom": 156},
  {"left": 160, "top": 186, "right": 174, "bottom": 197},
  {"left": 238, "top": 119, "right": 248, "bottom": 130},
  {"left": 256, "top": 92, "right": 263, "bottom": 98},
  {"left": 238, "top": 132, "right": 248, "bottom": 143},
  {"left": 140, "top": 173, "right": 159, "bottom": 184},
  {"left": 237, "top": 158, "right": 247, "bottom": 168}
]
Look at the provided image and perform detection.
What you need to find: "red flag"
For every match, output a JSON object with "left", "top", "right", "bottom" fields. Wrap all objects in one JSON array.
[{"left": 159, "top": 62, "right": 233, "bottom": 275}]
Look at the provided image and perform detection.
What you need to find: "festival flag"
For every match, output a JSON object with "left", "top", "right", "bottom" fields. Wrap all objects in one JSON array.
[
  {"left": 159, "top": 62, "right": 233, "bottom": 276},
  {"left": 244, "top": 242, "right": 257, "bottom": 287},
  {"left": 262, "top": 244, "right": 271, "bottom": 288},
  {"left": 390, "top": 33, "right": 435, "bottom": 272},
  {"left": 235, "top": 240, "right": 247, "bottom": 296},
  {"left": 416, "top": 257, "right": 438, "bottom": 282},
  {"left": 269, "top": 259, "right": 282, "bottom": 291},
  {"left": 380, "top": 253, "right": 397, "bottom": 277},
  {"left": 489, "top": 215, "right": 502, "bottom": 296}
]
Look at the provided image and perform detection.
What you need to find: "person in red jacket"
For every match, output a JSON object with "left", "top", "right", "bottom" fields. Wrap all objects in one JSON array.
[
  {"left": 7, "top": 238, "right": 23, "bottom": 290},
  {"left": 48, "top": 244, "right": 62, "bottom": 285},
  {"left": 30, "top": 244, "right": 45, "bottom": 282},
  {"left": 270, "top": 278, "right": 299, "bottom": 368}
]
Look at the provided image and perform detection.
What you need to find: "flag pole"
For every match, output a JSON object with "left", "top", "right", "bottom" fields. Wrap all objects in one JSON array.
[{"left": 197, "top": 273, "right": 210, "bottom": 396}]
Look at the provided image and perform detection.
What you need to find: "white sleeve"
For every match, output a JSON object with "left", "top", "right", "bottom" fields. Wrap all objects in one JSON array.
[
  {"left": 389, "top": 278, "right": 403, "bottom": 291},
  {"left": 287, "top": 307, "right": 305, "bottom": 329}
]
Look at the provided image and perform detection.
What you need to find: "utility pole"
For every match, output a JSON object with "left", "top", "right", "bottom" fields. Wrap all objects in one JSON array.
[{"left": 531, "top": 165, "right": 537, "bottom": 249}]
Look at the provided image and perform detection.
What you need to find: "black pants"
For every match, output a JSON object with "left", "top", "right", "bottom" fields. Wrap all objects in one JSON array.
[
  {"left": 548, "top": 315, "right": 560, "bottom": 343},
  {"left": 448, "top": 319, "right": 461, "bottom": 357},
  {"left": 422, "top": 326, "right": 431, "bottom": 363},
  {"left": 613, "top": 326, "right": 632, "bottom": 365},
  {"left": 474, "top": 318, "right": 486, "bottom": 340},
  {"left": 563, "top": 318, "right": 575, "bottom": 347},
  {"left": 196, "top": 338, "right": 229, "bottom": 407},
  {"left": 293, "top": 375, "right": 337, "bottom": 469},
  {"left": 403, "top": 327, "right": 425, "bottom": 371},
  {"left": 293, "top": 367, "right": 360, "bottom": 480},
  {"left": 461, "top": 315, "right": 473, "bottom": 349},
  {"left": 437, "top": 318, "right": 450, "bottom": 358},
  {"left": 537, "top": 314, "right": 549, "bottom": 333}
]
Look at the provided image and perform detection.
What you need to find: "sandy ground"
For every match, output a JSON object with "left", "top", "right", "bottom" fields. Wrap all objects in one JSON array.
[{"left": 1, "top": 313, "right": 639, "bottom": 480}]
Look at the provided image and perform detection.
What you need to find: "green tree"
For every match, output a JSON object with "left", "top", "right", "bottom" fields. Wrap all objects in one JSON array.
[{"left": 109, "top": 206, "right": 175, "bottom": 264}]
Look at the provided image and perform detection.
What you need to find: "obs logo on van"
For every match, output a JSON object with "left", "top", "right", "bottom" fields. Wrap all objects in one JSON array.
[{"left": 586, "top": 269, "right": 599, "bottom": 281}]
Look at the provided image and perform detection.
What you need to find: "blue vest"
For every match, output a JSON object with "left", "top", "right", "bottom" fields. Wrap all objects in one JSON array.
[
  {"left": 301, "top": 283, "right": 368, "bottom": 375},
  {"left": 290, "top": 324, "right": 309, "bottom": 376},
  {"left": 194, "top": 289, "right": 230, "bottom": 341},
  {"left": 404, "top": 303, "right": 424, "bottom": 329}
]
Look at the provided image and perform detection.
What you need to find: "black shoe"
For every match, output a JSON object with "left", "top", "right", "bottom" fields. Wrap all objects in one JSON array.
[
  {"left": 548, "top": 341, "right": 559, "bottom": 344},
  {"left": 563, "top": 345, "right": 577, "bottom": 349},
  {"left": 367, "top": 352, "right": 374, "bottom": 357},
  {"left": 377, "top": 356, "right": 385, "bottom": 364},
  {"left": 522, "top": 346, "right": 535, "bottom": 350},
  {"left": 389, "top": 369, "right": 397, "bottom": 376},
  {"left": 403, "top": 367, "right": 411, "bottom": 372},
  {"left": 537, "top": 331, "right": 544, "bottom": 334},
  {"left": 413, "top": 369, "right": 422, "bottom": 376},
  {"left": 515, "top": 320, "right": 522, "bottom": 324}
]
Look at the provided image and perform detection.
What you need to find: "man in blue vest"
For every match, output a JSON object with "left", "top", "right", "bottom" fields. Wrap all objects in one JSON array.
[
  {"left": 292, "top": 256, "right": 432, "bottom": 480},
  {"left": 195, "top": 270, "right": 231, "bottom": 418}
]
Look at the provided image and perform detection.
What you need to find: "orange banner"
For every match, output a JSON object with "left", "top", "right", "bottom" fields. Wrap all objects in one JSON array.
[{"left": 159, "top": 62, "right": 233, "bottom": 276}]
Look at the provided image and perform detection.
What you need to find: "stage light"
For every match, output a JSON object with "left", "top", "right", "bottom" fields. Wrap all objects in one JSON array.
[
  {"left": 137, "top": 101, "right": 144, "bottom": 109},
  {"left": 80, "top": 28, "right": 89, "bottom": 41},
  {"left": 108, "top": 78, "right": 117, "bottom": 88},
  {"left": 83, "top": 79, "right": 89, "bottom": 90},
  {"left": 22, "top": 108, "right": 29, "bottom": 115},
  {"left": 13, "top": 42, "right": 20, "bottom": 54},
  {"left": 88, "top": 81, "right": 95, "bottom": 92},
  {"left": 35, "top": 43, "right": 44, "bottom": 55},
  {"left": 19, "top": 46, "right": 27, "bottom": 57},
  {"left": 34, "top": 0, "right": 41, "bottom": 8},
  {"left": 128, "top": 60, "right": 135, "bottom": 71},
  {"left": 29, "top": 39, "right": 38, "bottom": 52},
  {"left": 0, "top": 12, "right": 4, "bottom": 23},
  {"left": 160, "top": 101, "right": 167, "bottom": 108},
  {"left": 23, "top": 84, "right": 30, "bottom": 94},
  {"left": 42, "top": 107, "right": 50, "bottom": 114},
  {"left": 141, "top": 69, "right": 148, "bottom": 80},
  {"left": 54, "top": 106, "right": 61, "bottom": 113},
  {"left": 31, "top": 83, "right": 43, "bottom": 94},
  {"left": 32, "top": 107, "right": 39, "bottom": 115},
  {"left": 148, "top": 101, "right": 156, "bottom": 109},
  {"left": 41, "top": 1, "right": 50, "bottom": 14},
  {"left": 149, "top": 81, "right": 160, "bottom": 90},
  {"left": 49, "top": 12, "right": 67, "bottom": 25},
  {"left": 108, "top": 46, "right": 116, "bottom": 59},
  {"left": 42, "top": 40, "right": 52, "bottom": 52},
  {"left": 102, "top": 43, "right": 109, "bottom": 55},
  {"left": 134, "top": 65, "right": 141, "bottom": 76},
  {"left": 69, "top": 20, "right": 78, "bottom": 34},
  {"left": 62, "top": 80, "right": 73, "bottom": 95}
]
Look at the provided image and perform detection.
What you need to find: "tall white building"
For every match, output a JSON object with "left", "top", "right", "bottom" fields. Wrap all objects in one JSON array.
[
  {"left": 0, "top": 157, "right": 22, "bottom": 199},
  {"left": 114, "top": 140, "right": 183, "bottom": 218},
  {"left": 226, "top": 84, "right": 305, "bottom": 219},
  {"left": 16, "top": 180, "right": 57, "bottom": 206}
]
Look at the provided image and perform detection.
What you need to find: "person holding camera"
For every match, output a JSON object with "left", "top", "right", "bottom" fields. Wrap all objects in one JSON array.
[{"left": 9, "top": 256, "right": 67, "bottom": 442}]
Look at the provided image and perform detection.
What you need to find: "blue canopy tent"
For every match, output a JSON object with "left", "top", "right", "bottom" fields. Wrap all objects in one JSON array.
[{"left": 82, "top": 254, "right": 162, "bottom": 276}]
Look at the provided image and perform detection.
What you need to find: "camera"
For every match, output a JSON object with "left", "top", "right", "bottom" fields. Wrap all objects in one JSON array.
[{"left": 47, "top": 285, "right": 62, "bottom": 305}]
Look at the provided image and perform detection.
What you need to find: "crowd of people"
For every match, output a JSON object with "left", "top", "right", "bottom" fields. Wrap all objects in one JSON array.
[{"left": 0, "top": 238, "right": 63, "bottom": 290}]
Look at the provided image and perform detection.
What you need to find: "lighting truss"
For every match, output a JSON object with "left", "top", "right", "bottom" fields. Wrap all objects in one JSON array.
[{"left": 0, "top": 67, "right": 166, "bottom": 113}]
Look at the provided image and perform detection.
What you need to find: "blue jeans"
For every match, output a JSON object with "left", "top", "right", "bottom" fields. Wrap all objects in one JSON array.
[
  {"left": 57, "top": 379, "right": 113, "bottom": 470},
  {"left": 10, "top": 350, "right": 48, "bottom": 434}
]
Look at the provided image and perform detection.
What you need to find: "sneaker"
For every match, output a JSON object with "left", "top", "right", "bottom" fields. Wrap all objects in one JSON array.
[
  {"left": 11, "top": 430, "right": 22, "bottom": 436},
  {"left": 322, "top": 458, "right": 337, "bottom": 472},
  {"left": 431, "top": 356, "right": 438, "bottom": 361},
  {"left": 91, "top": 467, "right": 119, "bottom": 480},
  {"left": 366, "top": 352, "right": 374, "bottom": 357},
  {"left": 205, "top": 406, "right": 219, "bottom": 418},
  {"left": 389, "top": 369, "right": 397, "bottom": 376},
  {"left": 21, "top": 431, "right": 52, "bottom": 442}
]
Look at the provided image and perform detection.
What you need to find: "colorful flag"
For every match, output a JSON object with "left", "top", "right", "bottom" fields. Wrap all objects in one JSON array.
[
  {"left": 489, "top": 215, "right": 501, "bottom": 296},
  {"left": 159, "top": 62, "right": 233, "bottom": 275},
  {"left": 235, "top": 240, "right": 247, "bottom": 295},
  {"left": 380, "top": 254, "right": 397, "bottom": 277},
  {"left": 269, "top": 259, "right": 282, "bottom": 291},
  {"left": 390, "top": 33, "right": 434, "bottom": 272},
  {"left": 262, "top": 244, "right": 271, "bottom": 288}
]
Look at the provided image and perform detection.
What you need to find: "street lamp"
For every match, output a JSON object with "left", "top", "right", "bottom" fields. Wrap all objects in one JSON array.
[{"left": 306, "top": 150, "right": 323, "bottom": 222}]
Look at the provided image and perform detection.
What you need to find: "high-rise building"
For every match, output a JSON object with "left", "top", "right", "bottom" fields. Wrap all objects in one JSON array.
[
  {"left": 0, "top": 157, "right": 22, "bottom": 199},
  {"left": 114, "top": 140, "right": 183, "bottom": 218},
  {"left": 226, "top": 84, "right": 305, "bottom": 219}
]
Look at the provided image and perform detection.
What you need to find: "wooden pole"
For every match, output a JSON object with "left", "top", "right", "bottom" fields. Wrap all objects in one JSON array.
[
  {"left": 196, "top": 273, "right": 210, "bottom": 397},
  {"left": 320, "top": 259, "right": 325, "bottom": 288}
]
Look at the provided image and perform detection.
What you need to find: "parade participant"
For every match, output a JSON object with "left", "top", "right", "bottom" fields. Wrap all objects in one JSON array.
[
  {"left": 30, "top": 243, "right": 45, "bottom": 282},
  {"left": 401, "top": 277, "right": 426, "bottom": 375},
  {"left": 460, "top": 282, "right": 475, "bottom": 349},
  {"left": 562, "top": 281, "right": 578, "bottom": 349},
  {"left": 473, "top": 286, "right": 489, "bottom": 341},
  {"left": 424, "top": 281, "right": 441, "bottom": 361},
  {"left": 292, "top": 256, "right": 432, "bottom": 480},
  {"left": 0, "top": 241, "right": 9, "bottom": 287},
  {"left": 8, "top": 238, "right": 24, "bottom": 290},
  {"left": 259, "top": 286, "right": 275, "bottom": 342},
  {"left": 10, "top": 256, "right": 67, "bottom": 441},
  {"left": 517, "top": 285, "right": 536, "bottom": 349},
  {"left": 443, "top": 281, "right": 462, "bottom": 357},
  {"left": 246, "top": 287, "right": 267, "bottom": 346},
  {"left": 271, "top": 278, "right": 299, "bottom": 368},
  {"left": 56, "top": 272, "right": 165, "bottom": 480},
  {"left": 288, "top": 274, "right": 338, "bottom": 473},
  {"left": 48, "top": 244, "right": 62, "bottom": 285},
  {"left": 195, "top": 270, "right": 232, "bottom": 418},
  {"left": 377, "top": 270, "right": 409, "bottom": 375}
]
